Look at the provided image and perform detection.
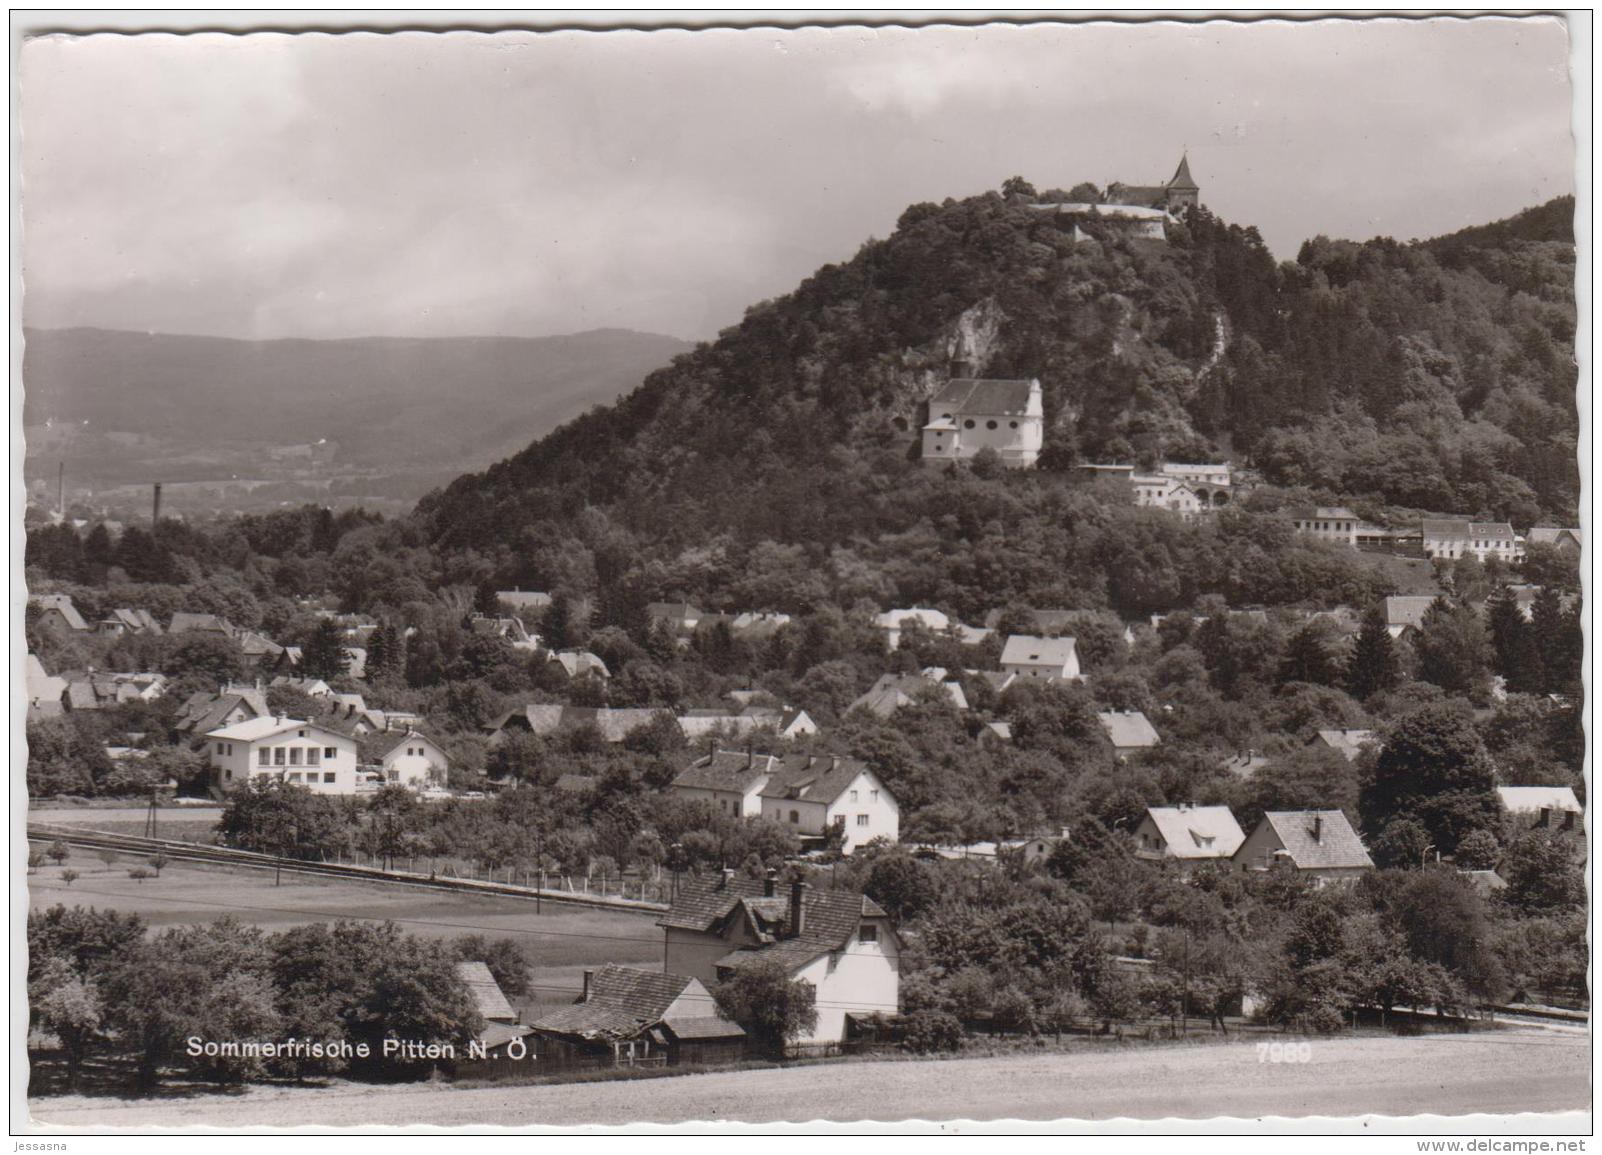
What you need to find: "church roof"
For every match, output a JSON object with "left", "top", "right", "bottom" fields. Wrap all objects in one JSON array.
[
  {"left": 928, "top": 378, "right": 1038, "bottom": 417},
  {"left": 1169, "top": 154, "right": 1198, "bottom": 190}
]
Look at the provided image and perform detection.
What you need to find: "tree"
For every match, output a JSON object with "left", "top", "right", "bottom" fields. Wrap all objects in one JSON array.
[
  {"left": 899, "top": 1008, "right": 964, "bottom": 1053},
  {"left": 1279, "top": 622, "right": 1338, "bottom": 687},
  {"left": 863, "top": 853, "right": 937, "bottom": 922},
  {"left": 60, "top": 869, "right": 80, "bottom": 887},
  {"left": 1413, "top": 597, "right": 1491, "bottom": 698},
  {"left": 1485, "top": 587, "right": 1538, "bottom": 693},
  {"left": 47, "top": 841, "right": 70, "bottom": 866},
  {"left": 1453, "top": 829, "right": 1501, "bottom": 871},
  {"left": 29, "top": 957, "right": 102, "bottom": 1089},
  {"left": 300, "top": 619, "right": 349, "bottom": 681},
  {"left": 1345, "top": 603, "right": 1400, "bottom": 700},
  {"left": 450, "top": 935, "right": 532, "bottom": 998},
  {"left": 1001, "top": 175, "right": 1037, "bottom": 199},
  {"left": 712, "top": 956, "right": 818, "bottom": 1056},
  {"left": 1501, "top": 835, "right": 1584, "bottom": 916},
  {"left": 1359, "top": 702, "right": 1502, "bottom": 854}
]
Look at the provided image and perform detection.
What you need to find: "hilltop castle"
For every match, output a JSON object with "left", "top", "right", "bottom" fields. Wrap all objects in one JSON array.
[{"left": 1107, "top": 154, "right": 1200, "bottom": 214}]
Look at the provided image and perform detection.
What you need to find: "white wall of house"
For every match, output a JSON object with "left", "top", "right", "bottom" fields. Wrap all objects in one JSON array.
[
  {"left": 673, "top": 782, "right": 766, "bottom": 818},
  {"left": 381, "top": 741, "right": 447, "bottom": 788},
  {"left": 790, "top": 916, "right": 901, "bottom": 1043},
  {"left": 210, "top": 728, "right": 360, "bottom": 794},
  {"left": 822, "top": 771, "right": 901, "bottom": 853}
]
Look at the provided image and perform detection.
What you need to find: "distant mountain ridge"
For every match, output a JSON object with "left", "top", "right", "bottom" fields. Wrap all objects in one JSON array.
[{"left": 22, "top": 325, "right": 693, "bottom": 498}]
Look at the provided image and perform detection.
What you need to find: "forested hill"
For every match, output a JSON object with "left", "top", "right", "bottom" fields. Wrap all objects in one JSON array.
[{"left": 415, "top": 187, "right": 1576, "bottom": 601}]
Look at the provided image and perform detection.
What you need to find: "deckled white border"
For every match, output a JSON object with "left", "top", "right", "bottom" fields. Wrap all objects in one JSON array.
[{"left": 7, "top": 9, "right": 1593, "bottom": 1146}]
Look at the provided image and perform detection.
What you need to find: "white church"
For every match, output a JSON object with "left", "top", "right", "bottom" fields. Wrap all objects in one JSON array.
[{"left": 921, "top": 374, "right": 1044, "bottom": 469}]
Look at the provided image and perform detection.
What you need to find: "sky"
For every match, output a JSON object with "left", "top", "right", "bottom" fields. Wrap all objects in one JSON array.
[{"left": 19, "top": 15, "right": 1578, "bottom": 343}]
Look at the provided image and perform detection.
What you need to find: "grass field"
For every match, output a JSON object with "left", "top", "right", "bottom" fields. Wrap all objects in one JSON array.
[
  {"left": 27, "top": 858, "right": 663, "bottom": 1005},
  {"left": 28, "top": 1029, "right": 1589, "bottom": 1129}
]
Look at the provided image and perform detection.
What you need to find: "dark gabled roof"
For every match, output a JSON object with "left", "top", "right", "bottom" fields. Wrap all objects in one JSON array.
[
  {"left": 672, "top": 750, "right": 781, "bottom": 793},
  {"left": 757, "top": 755, "right": 873, "bottom": 805},
  {"left": 366, "top": 728, "right": 441, "bottom": 761},
  {"left": 177, "top": 687, "right": 270, "bottom": 734},
  {"left": 658, "top": 873, "right": 888, "bottom": 964},
  {"left": 659, "top": 1016, "right": 746, "bottom": 1041},
  {"left": 528, "top": 965, "right": 721, "bottom": 1043},
  {"left": 455, "top": 960, "right": 518, "bottom": 1023},
  {"left": 169, "top": 611, "right": 234, "bottom": 635},
  {"left": 928, "top": 377, "right": 1038, "bottom": 417},
  {"left": 1258, "top": 810, "right": 1374, "bottom": 871},
  {"left": 1169, "top": 153, "right": 1198, "bottom": 190}
]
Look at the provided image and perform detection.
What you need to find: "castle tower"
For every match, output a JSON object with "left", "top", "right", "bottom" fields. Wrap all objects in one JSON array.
[{"left": 1165, "top": 153, "right": 1199, "bottom": 212}]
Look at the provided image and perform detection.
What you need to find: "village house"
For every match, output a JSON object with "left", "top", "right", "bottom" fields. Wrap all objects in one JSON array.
[
  {"left": 1097, "top": 709, "right": 1160, "bottom": 757},
  {"left": 646, "top": 602, "right": 704, "bottom": 635},
  {"left": 1232, "top": 810, "right": 1375, "bottom": 884},
  {"left": 659, "top": 872, "right": 900, "bottom": 1045},
  {"left": 495, "top": 588, "right": 552, "bottom": 615},
  {"left": 920, "top": 376, "right": 1044, "bottom": 469},
  {"left": 548, "top": 649, "right": 611, "bottom": 680},
  {"left": 677, "top": 706, "right": 817, "bottom": 742},
  {"left": 1312, "top": 728, "right": 1376, "bottom": 762},
  {"left": 1383, "top": 595, "right": 1437, "bottom": 639},
  {"left": 1133, "top": 805, "right": 1246, "bottom": 871},
  {"left": 237, "top": 630, "right": 288, "bottom": 670},
  {"left": 873, "top": 606, "right": 950, "bottom": 650},
  {"left": 469, "top": 613, "right": 540, "bottom": 651},
  {"left": 95, "top": 607, "right": 163, "bottom": 636},
  {"left": 175, "top": 684, "right": 271, "bottom": 740},
  {"left": 1131, "top": 473, "right": 1204, "bottom": 518},
  {"left": 167, "top": 611, "right": 237, "bottom": 638},
  {"left": 269, "top": 675, "right": 335, "bottom": 699},
  {"left": 848, "top": 670, "right": 967, "bottom": 718},
  {"left": 25, "top": 653, "right": 68, "bottom": 722},
  {"left": 670, "top": 750, "right": 900, "bottom": 853},
  {"left": 367, "top": 728, "right": 451, "bottom": 790},
  {"left": 1159, "top": 461, "right": 1232, "bottom": 507},
  {"left": 1289, "top": 507, "right": 1360, "bottom": 547},
  {"left": 1421, "top": 519, "right": 1521, "bottom": 562},
  {"left": 30, "top": 593, "right": 91, "bottom": 635},
  {"left": 63, "top": 671, "right": 168, "bottom": 711},
  {"left": 1000, "top": 634, "right": 1081, "bottom": 681},
  {"left": 483, "top": 704, "right": 666, "bottom": 746},
  {"left": 1526, "top": 527, "right": 1580, "bottom": 555},
  {"left": 455, "top": 960, "right": 534, "bottom": 1061},
  {"left": 977, "top": 720, "right": 1013, "bottom": 748},
  {"left": 527, "top": 964, "right": 745, "bottom": 1069},
  {"left": 1497, "top": 786, "right": 1582, "bottom": 832},
  {"left": 205, "top": 715, "right": 361, "bottom": 795}
]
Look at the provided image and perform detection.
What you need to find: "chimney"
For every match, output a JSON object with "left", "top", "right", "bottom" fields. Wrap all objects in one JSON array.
[
  {"left": 746, "top": 745, "right": 755, "bottom": 769},
  {"left": 788, "top": 880, "right": 807, "bottom": 939},
  {"left": 807, "top": 755, "right": 817, "bottom": 769},
  {"left": 830, "top": 756, "right": 840, "bottom": 771},
  {"left": 719, "top": 867, "right": 735, "bottom": 890},
  {"left": 152, "top": 482, "right": 163, "bottom": 525},
  {"left": 709, "top": 739, "right": 720, "bottom": 761},
  {"left": 1563, "top": 810, "right": 1576, "bottom": 831},
  {"left": 1537, "top": 807, "right": 1551, "bottom": 829},
  {"left": 1312, "top": 814, "right": 1323, "bottom": 843},
  {"left": 764, "top": 868, "right": 778, "bottom": 898},
  {"left": 581, "top": 969, "right": 593, "bottom": 1002}
]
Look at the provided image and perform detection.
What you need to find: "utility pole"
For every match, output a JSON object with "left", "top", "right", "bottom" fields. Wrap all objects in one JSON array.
[{"left": 142, "top": 785, "right": 159, "bottom": 840}]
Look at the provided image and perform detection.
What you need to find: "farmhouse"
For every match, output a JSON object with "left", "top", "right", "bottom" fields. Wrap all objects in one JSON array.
[
  {"left": 1421, "top": 519, "right": 1521, "bottom": 562},
  {"left": 528, "top": 965, "right": 745, "bottom": 1069},
  {"left": 849, "top": 671, "right": 967, "bottom": 718},
  {"left": 1526, "top": 527, "right": 1580, "bottom": 554},
  {"left": 175, "top": 684, "right": 271, "bottom": 738},
  {"left": 96, "top": 607, "right": 163, "bottom": 636},
  {"left": 670, "top": 751, "right": 900, "bottom": 853},
  {"left": 548, "top": 650, "right": 611, "bottom": 680},
  {"left": 1312, "top": 728, "right": 1376, "bottom": 762},
  {"left": 1289, "top": 507, "right": 1359, "bottom": 547},
  {"left": 660, "top": 873, "right": 900, "bottom": 1045},
  {"left": 168, "top": 611, "right": 236, "bottom": 637},
  {"left": 1232, "top": 810, "right": 1374, "bottom": 884},
  {"left": 1133, "top": 805, "right": 1246, "bottom": 870},
  {"left": 30, "top": 593, "right": 90, "bottom": 635},
  {"left": 1000, "top": 634, "right": 1081, "bottom": 681},
  {"left": 206, "top": 715, "right": 361, "bottom": 794},
  {"left": 368, "top": 728, "right": 450, "bottom": 790},
  {"left": 1097, "top": 709, "right": 1160, "bottom": 757},
  {"left": 920, "top": 377, "right": 1044, "bottom": 469}
]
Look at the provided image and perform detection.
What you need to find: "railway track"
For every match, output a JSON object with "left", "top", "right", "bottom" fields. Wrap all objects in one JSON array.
[{"left": 25, "top": 824, "right": 667, "bottom": 914}]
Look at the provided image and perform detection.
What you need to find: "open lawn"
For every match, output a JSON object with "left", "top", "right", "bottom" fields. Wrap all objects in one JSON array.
[
  {"left": 27, "top": 858, "right": 662, "bottom": 978},
  {"left": 27, "top": 1029, "right": 1589, "bottom": 1130}
]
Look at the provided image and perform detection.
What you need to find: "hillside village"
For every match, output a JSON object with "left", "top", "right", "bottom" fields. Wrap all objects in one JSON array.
[{"left": 24, "top": 175, "right": 1585, "bottom": 1093}]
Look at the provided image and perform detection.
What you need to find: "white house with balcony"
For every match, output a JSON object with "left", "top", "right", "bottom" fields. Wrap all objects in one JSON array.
[{"left": 206, "top": 715, "right": 361, "bottom": 794}]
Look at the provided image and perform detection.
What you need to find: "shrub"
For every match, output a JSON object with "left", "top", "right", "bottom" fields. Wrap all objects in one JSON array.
[
  {"left": 60, "top": 869, "right": 79, "bottom": 887},
  {"left": 1307, "top": 1004, "right": 1347, "bottom": 1035},
  {"left": 128, "top": 868, "right": 153, "bottom": 883},
  {"left": 900, "top": 1009, "right": 964, "bottom": 1054}
]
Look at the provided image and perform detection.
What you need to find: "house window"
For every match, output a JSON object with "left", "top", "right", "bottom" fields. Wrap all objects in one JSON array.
[
  {"left": 323, "top": 772, "right": 336, "bottom": 784},
  {"left": 1010, "top": 421, "right": 1019, "bottom": 429},
  {"left": 856, "top": 814, "right": 870, "bottom": 827},
  {"left": 849, "top": 790, "right": 858, "bottom": 802},
  {"left": 298, "top": 730, "right": 306, "bottom": 738},
  {"left": 963, "top": 419, "right": 976, "bottom": 429},
  {"left": 986, "top": 420, "right": 998, "bottom": 430},
  {"left": 307, "top": 748, "right": 320, "bottom": 766},
  {"left": 216, "top": 743, "right": 224, "bottom": 755},
  {"left": 834, "top": 815, "right": 846, "bottom": 828},
  {"left": 858, "top": 924, "right": 878, "bottom": 944},
  {"left": 870, "top": 789, "right": 879, "bottom": 802},
  {"left": 289, "top": 747, "right": 302, "bottom": 766},
  {"left": 789, "top": 810, "right": 799, "bottom": 824},
  {"left": 259, "top": 748, "right": 271, "bottom": 766},
  {"left": 287, "top": 772, "right": 301, "bottom": 783},
  {"left": 324, "top": 747, "right": 336, "bottom": 759},
  {"left": 273, "top": 747, "right": 286, "bottom": 766}
]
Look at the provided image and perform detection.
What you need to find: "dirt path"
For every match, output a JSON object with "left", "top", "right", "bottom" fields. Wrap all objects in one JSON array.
[{"left": 28, "top": 1030, "right": 1590, "bottom": 1130}]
